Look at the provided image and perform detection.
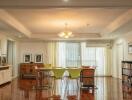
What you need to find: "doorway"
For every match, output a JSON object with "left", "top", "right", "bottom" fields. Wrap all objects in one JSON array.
[
  {"left": 116, "top": 43, "right": 124, "bottom": 79},
  {"left": 7, "top": 40, "right": 15, "bottom": 77}
]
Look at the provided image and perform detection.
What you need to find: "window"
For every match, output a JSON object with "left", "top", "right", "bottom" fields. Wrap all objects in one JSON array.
[{"left": 58, "top": 42, "right": 106, "bottom": 76}]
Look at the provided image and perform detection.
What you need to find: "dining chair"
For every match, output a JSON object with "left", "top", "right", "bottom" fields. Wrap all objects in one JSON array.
[
  {"left": 35, "top": 65, "right": 52, "bottom": 90},
  {"left": 67, "top": 67, "right": 82, "bottom": 99},
  {"left": 44, "top": 64, "right": 52, "bottom": 68},
  {"left": 43, "top": 64, "right": 53, "bottom": 86},
  {"left": 52, "top": 67, "right": 66, "bottom": 99},
  {"left": 67, "top": 67, "right": 82, "bottom": 83}
]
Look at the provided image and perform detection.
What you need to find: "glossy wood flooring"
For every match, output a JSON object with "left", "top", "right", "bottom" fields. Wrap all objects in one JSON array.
[{"left": 0, "top": 77, "right": 132, "bottom": 100}]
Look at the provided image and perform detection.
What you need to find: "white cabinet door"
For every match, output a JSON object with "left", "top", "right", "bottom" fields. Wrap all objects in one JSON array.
[
  {"left": 0, "top": 67, "right": 12, "bottom": 85},
  {"left": 0, "top": 70, "right": 4, "bottom": 85},
  {"left": 3, "top": 70, "right": 6, "bottom": 83},
  {"left": 5, "top": 69, "right": 11, "bottom": 82},
  {"left": 0, "top": 71, "right": 2, "bottom": 84}
]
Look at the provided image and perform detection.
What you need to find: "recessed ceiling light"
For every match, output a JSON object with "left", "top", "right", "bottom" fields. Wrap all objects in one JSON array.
[
  {"left": 18, "top": 35, "right": 22, "bottom": 38},
  {"left": 86, "top": 24, "right": 90, "bottom": 27},
  {"left": 63, "top": 0, "right": 69, "bottom": 2}
]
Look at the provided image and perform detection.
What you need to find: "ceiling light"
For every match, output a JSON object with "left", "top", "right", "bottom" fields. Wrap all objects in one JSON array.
[
  {"left": 18, "top": 35, "right": 22, "bottom": 38},
  {"left": 58, "top": 23, "right": 73, "bottom": 39},
  {"left": 63, "top": 0, "right": 69, "bottom": 2}
]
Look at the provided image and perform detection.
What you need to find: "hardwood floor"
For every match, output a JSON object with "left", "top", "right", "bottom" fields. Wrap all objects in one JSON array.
[{"left": 0, "top": 77, "right": 131, "bottom": 100}]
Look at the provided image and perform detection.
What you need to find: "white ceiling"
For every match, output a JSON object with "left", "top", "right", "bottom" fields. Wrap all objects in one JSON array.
[
  {"left": 4, "top": 8, "right": 129, "bottom": 40},
  {"left": 0, "top": 0, "right": 132, "bottom": 40},
  {"left": 7, "top": 8, "right": 127, "bottom": 34}
]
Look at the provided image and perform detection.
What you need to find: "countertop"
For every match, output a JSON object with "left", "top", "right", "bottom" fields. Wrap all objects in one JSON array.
[{"left": 0, "top": 65, "right": 9, "bottom": 70}]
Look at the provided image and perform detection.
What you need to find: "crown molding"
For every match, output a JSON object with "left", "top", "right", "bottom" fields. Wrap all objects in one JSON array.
[{"left": 0, "top": 0, "right": 132, "bottom": 8}]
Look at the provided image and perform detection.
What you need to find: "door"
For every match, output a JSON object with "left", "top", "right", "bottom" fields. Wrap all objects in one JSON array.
[
  {"left": 7, "top": 40, "right": 15, "bottom": 77},
  {"left": 116, "top": 43, "right": 124, "bottom": 79}
]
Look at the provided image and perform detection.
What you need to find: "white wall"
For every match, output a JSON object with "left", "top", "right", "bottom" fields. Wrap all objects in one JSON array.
[
  {"left": 112, "top": 34, "right": 132, "bottom": 78},
  {"left": 0, "top": 33, "right": 20, "bottom": 78},
  {"left": 13, "top": 41, "right": 20, "bottom": 78},
  {"left": 0, "top": 34, "right": 7, "bottom": 55},
  {"left": 19, "top": 42, "right": 49, "bottom": 64},
  {"left": 7, "top": 36, "right": 132, "bottom": 78}
]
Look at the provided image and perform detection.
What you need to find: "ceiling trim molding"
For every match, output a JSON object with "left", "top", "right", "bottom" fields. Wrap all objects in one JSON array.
[
  {"left": 31, "top": 33, "right": 101, "bottom": 39},
  {"left": 0, "top": 10, "right": 31, "bottom": 37},
  {"left": 0, "top": 0, "right": 132, "bottom": 8},
  {"left": 0, "top": 6, "right": 132, "bottom": 9},
  {"left": 102, "top": 9, "right": 132, "bottom": 37},
  {"left": 18, "top": 38, "right": 113, "bottom": 42},
  {"left": 0, "top": 30, "right": 19, "bottom": 41}
]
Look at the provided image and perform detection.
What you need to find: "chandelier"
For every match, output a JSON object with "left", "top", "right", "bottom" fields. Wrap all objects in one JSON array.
[{"left": 58, "top": 23, "right": 73, "bottom": 38}]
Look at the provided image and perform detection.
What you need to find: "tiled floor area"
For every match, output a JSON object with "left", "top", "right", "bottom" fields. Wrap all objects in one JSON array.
[{"left": 0, "top": 77, "right": 132, "bottom": 100}]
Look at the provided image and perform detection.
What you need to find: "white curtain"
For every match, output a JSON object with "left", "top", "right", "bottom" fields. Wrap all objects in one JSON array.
[
  {"left": 81, "top": 43, "right": 96, "bottom": 66},
  {"left": 81, "top": 42, "right": 107, "bottom": 76},
  {"left": 57, "top": 42, "right": 66, "bottom": 67},
  {"left": 95, "top": 48, "right": 105, "bottom": 76},
  {"left": 81, "top": 42, "right": 106, "bottom": 76},
  {"left": 45, "top": 42, "right": 110, "bottom": 76},
  {"left": 46, "top": 42, "right": 58, "bottom": 67},
  {"left": 66, "top": 42, "right": 81, "bottom": 67},
  {"left": 57, "top": 42, "right": 81, "bottom": 67}
]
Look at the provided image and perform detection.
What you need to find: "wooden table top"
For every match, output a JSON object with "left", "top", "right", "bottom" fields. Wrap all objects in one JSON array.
[{"left": 35, "top": 67, "right": 95, "bottom": 71}]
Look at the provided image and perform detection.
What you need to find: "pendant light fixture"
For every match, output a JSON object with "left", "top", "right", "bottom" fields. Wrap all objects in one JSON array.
[{"left": 58, "top": 23, "right": 73, "bottom": 38}]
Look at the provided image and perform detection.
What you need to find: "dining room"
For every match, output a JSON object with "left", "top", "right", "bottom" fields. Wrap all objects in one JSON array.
[{"left": 0, "top": 0, "right": 132, "bottom": 100}]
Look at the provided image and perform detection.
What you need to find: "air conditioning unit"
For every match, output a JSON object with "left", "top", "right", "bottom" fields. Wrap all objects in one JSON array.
[{"left": 86, "top": 40, "right": 112, "bottom": 48}]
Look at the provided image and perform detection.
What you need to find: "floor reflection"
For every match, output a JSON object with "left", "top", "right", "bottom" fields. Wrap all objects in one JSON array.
[{"left": 0, "top": 77, "right": 132, "bottom": 100}]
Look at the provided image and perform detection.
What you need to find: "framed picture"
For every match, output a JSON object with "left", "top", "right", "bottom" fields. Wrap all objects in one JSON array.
[
  {"left": 128, "top": 43, "right": 132, "bottom": 54},
  {"left": 24, "top": 54, "right": 32, "bottom": 63},
  {"left": 1, "top": 54, "right": 7, "bottom": 66},
  {"left": 34, "top": 54, "right": 43, "bottom": 63}
]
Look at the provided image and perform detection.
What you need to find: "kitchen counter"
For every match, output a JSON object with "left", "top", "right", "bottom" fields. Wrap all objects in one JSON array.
[
  {"left": 0, "top": 66, "right": 9, "bottom": 70},
  {"left": 0, "top": 65, "right": 12, "bottom": 85}
]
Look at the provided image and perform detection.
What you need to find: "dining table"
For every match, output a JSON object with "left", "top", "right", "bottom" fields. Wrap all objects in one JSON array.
[{"left": 35, "top": 67, "right": 95, "bottom": 90}]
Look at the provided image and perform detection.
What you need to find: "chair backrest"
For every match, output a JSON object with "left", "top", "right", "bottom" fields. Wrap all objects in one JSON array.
[
  {"left": 52, "top": 68, "right": 65, "bottom": 79},
  {"left": 44, "top": 64, "right": 52, "bottom": 68},
  {"left": 68, "top": 68, "right": 82, "bottom": 79}
]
